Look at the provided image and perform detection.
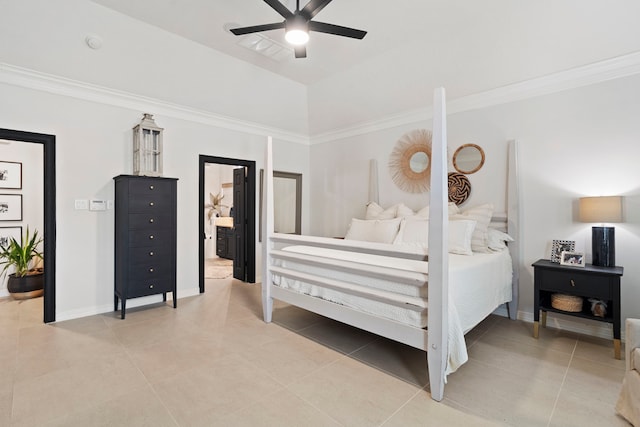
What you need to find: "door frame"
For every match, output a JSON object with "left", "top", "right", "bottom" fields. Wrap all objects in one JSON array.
[
  {"left": 199, "top": 155, "right": 255, "bottom": 293},
  {"left": 0, "top": 128, "right": 56, "bottom": 323}
]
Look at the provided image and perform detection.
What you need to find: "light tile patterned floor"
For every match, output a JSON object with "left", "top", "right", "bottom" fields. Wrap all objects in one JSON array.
[{"left": 0, "top": 279, "right": 630, "bottom": 426}]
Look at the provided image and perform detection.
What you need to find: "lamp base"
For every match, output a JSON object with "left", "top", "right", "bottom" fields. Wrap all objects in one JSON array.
[{"left": 592, "top": 226, "right": 615, "bottom": 267}]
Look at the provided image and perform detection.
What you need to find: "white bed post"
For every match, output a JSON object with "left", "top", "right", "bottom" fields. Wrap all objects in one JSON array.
[
  {"left": 507, "top": 140, "right": 521, "bottom": 320},
  {"left": 368, "top": 159, "right": 379, "bottom": 204},
  {"left": 262, "top": 136, "right": 275, "bottom": 323},
  {"left": 427, "top": 87, "right": 449, "bottom": 402}
]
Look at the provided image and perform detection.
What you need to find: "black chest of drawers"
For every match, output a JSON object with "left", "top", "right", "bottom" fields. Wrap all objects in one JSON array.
[
  {"left": 216, "top": 226, "right": 234, "bottom": 260},
  {"left": 114, "top": 175, "right": 178, "bottom": 319}
]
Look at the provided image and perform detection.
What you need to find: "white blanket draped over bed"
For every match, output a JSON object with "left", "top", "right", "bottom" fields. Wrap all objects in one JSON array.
[{"left": 272, "top": 244, "right": 512, "bottom": 377}]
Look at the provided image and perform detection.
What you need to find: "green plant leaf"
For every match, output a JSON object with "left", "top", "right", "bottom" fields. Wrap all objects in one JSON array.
[{"left": 0, "top": 226, "right": 43, "bottom": 277}]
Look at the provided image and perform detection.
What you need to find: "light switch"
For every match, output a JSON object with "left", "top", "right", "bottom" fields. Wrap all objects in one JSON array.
[
  {"left": 90, "top": 200, "right": 106, "bottom": 211},
  {"left": 75, "top": 199, "right": 89, "bottom": 210}
]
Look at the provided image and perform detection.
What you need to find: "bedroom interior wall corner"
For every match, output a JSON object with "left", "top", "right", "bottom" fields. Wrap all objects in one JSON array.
[
  {"left": 308, "top": 74, "right": 640, "bottom": 338},
  {"left": 308, "top": 52, "right": 640, "bottom": 144}
]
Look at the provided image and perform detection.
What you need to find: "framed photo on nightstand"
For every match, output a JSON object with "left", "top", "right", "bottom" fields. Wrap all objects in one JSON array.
[
  {"left": 550, "top": 239, "right": 575, "bottom": 263},
  {"left": 560, "top": 251, "right": 586, "bottom": 267}
]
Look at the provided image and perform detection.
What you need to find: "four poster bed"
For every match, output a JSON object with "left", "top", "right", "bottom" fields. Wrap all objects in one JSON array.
[{"left": 261, "top": 88, "right": 521, "bottom": 401}]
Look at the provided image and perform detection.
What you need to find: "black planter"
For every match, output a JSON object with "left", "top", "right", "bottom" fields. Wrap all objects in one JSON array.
[{"left": 7, "top": 272, "right": 44, "bottom": 299}]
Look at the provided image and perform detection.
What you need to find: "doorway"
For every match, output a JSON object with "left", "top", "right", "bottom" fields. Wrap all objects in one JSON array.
[
  {"left": 0, "top": 128, "right": 56, "bottom": 323},
  {"left": 199, "top": 155, "right": 255, "bottom": 293}
]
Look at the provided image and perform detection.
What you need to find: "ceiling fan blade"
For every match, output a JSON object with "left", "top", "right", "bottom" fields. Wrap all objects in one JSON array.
[
  {"left": 300, "top": 0, "right": 333, "bottom": 20},
  {"left": 263, "top": 0, "right": 294, "bottom": 19},
  {"left": 309, "top": 21, "right": 367, "bottom": 39},
  {"left": 294, "top": 45, "right": 307, "bottom": 58},
  {"left": 229, "top": 22, "right": 285, "bottom": 36}
]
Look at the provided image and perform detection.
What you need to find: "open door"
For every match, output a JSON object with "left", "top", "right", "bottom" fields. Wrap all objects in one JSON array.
[
  {"left": 233, "top": 167, "right": 246, "bottom": 281},
  {"left": 199, "top": 155, "right": 255, "bottom": 293}
]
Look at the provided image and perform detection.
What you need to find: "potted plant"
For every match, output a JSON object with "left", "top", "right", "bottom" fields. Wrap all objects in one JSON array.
[{"left": 0, "top": 227, "right": 44, "bottom": 299}]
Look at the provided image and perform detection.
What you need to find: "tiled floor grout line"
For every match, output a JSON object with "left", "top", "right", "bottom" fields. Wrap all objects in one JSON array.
[
  {"left": 131, "top": 352, "right": 179, "bottom": 426},
  {"left": 378, "top": 385, "right": 426, "bottom": 426},
  {"left": 280, "top": 381, "right": 347, "bottom": 427},
  {"left": 546, "top": 337, "right": 578, "bottom": 427},
  {"left": 2, "top": 290, "right": 626, "bottom": 426}
]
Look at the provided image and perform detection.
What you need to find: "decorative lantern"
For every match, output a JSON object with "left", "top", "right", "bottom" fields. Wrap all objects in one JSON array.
[{"left": 132, "top": 113, "right": 163, "bottom": 176}]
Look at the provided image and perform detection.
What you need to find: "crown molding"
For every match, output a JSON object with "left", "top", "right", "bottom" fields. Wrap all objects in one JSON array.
[
  {"left": 311, "top": 51, "right": 640, "bottom": 144},
  {"left": 4, "top": 51, "right": 640, "bottom": 146},
  {"left": 0, "top": 63, "right": 310, "bottom": 145}
]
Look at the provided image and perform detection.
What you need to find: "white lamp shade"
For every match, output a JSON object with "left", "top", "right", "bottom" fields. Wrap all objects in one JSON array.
[{"left": 579, "top": 196, "right": 623, "bottom": 223}]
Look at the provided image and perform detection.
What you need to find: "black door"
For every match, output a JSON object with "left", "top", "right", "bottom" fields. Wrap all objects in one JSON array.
[{"left": 233, "top": 167, "right": 246, "bottom": 281}]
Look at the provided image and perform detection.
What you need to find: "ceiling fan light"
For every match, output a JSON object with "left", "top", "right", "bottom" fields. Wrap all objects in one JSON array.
[{"left": 285, "top": 29, "right": 309, "bottom": 45}]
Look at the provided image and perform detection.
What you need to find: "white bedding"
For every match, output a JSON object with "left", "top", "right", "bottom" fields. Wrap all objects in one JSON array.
[{"left": 271, "top": 245, "right": 512, "bottom": 376}]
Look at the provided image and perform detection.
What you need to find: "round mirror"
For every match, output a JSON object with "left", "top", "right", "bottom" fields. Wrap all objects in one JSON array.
[
  {"left": 453, "top": 144, "right": 485, "bottom": 174},
  {"left": 389, "top": 129, "right": 432, "bottom": 193},
  {"left": 410, "top": 151, "right": 429, "bottom": 173}
]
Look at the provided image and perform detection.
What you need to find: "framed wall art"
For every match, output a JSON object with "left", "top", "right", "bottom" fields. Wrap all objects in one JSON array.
[
  {"left": 0, "top": 194, "right": 22, "bottom": 221},
  {"left": 560, "top": 251, "right": 586, "bottom": 267},
  {"left": 0, "top": 161, "right": 22, "bottom": 189},
  {"left": 550, "top": 239, "right": 575, "bottom": 263},
  {"left": 0, "top": 226, "right": 22, "bottom": 248}
]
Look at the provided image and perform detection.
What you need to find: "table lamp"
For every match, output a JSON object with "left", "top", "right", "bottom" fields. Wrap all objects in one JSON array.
[{"left": 579, "top": 196, "right": 623, "bottom": 267}]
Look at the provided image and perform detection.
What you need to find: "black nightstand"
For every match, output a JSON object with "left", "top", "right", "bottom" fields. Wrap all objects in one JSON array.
[{"left": 532, "top": 259, "right": 623, "bottom": 359}]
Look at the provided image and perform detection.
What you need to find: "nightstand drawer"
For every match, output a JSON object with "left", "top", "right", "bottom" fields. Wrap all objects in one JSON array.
[{"left": 538, "top": 269, "right": 612, "bottom": 299}]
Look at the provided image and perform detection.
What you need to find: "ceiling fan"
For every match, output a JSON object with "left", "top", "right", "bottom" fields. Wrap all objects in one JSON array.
[{"left": 229, "top": 0, "right": 367, "bottom": 58}]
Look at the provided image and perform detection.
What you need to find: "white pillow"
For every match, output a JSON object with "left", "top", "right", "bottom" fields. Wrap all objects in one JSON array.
[
  {"left": 344, "top": 218, "right": 401, "bottom": 243},
  {"left": 448, "top": 219, "right": 477, "bottom": 256},
  {"left": 395, "top": 203, "right": 415, "bottom": 218},
  {"left": 365, "top": 202, "right": 397, "bottom": 220},
  {"left": 487, "top": 228, "right": 514, "bottom": 251},
  {"left": 393, "top": 217, "right": 476, "bottom": 256},
  {"left": 452, "top": 204, "right": 494, "bottom": 253},
  {"left": 393, "top": 217, "right": 428, "bottom": 246},
  {"left": 414, "top": 202, "right": 460, "bottom": 219}
]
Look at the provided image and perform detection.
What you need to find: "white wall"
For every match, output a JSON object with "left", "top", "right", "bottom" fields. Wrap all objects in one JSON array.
[
  {"left": 306, "top": 2, "right": 640, "bottom": 136},
  {"left": 0, "top": 0, "right": 309, "bottom": 137},
  {"left": 0, "top": 141, "right": 43, "bottom": 295},
  {"left": 309, "top": 74, "right": 640, "bottom": 336},
  {"left": 0, "top": 81, "right": 310, "bottom": 320},
  {"left": 0, "top": 0, "right": 312, "bottom": 319}
]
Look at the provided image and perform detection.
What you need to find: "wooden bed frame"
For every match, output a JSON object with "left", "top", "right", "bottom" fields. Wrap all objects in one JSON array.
[{"left": 261, "top": 88, "right": 520, "bottom": 401}]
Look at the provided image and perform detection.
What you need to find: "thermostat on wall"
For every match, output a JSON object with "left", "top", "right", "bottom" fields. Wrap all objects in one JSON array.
[{"left": 90, "top": 200, "right": 106, "bottom": 211}]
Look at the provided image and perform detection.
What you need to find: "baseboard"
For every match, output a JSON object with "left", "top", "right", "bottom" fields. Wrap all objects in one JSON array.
[
  {"left": 54, "top": 286, "right": 201, "bottom": 322},
  {"left": 508, "top": 308, "right": 624, "bottom": 342}
]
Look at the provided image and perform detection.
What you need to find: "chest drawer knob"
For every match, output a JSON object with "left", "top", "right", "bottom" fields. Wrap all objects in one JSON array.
[
  {"left": 149, "top": 284, "right": 154, "bottom": 289},
  {"left": 571, "top": 279, "right": 576, "bottom": 287},
  {"left": 149, "top": 251, "right": 154, "bottom": 256},
  {"left": 149, "top": 202, "right": 155, "bottom": 207},
  {"left": 149, "top": 185, "right": 154, "bottom": 190},
  {"left": 149, "top": 235, "right": 154, "bottom": 240},
  {"left": 149, "top": 218, "right": 154, "bottom": 223},
  {"left": 149, "top": 268, "right": 154, "bottom": 273}
]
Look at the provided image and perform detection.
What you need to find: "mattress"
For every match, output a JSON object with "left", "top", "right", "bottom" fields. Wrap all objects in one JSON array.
[{"left": 271, "top": 244, "right": 513, "bottom": 375}]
